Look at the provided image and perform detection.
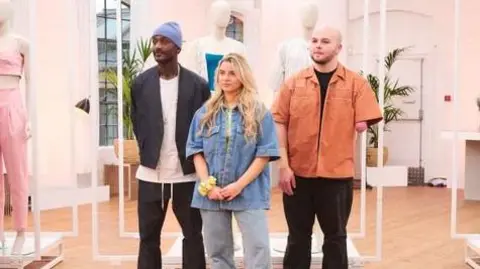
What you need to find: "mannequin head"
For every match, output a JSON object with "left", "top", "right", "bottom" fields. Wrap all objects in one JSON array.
[
  {"left": 210, "top": 0, "right": 232, "bottom": 28},
  {"left": 0, "top": 0, "right": 13, "bottom": 24},
  {"left": 299, "top": 1, "right": 319, "bottom": 29}
]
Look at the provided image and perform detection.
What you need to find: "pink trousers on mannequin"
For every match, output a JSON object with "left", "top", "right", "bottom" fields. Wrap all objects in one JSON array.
[{"left": 0, "top": 89, "right": 28, "bottom": 233}]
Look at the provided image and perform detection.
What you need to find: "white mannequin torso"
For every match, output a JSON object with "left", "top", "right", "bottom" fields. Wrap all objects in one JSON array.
[
  {"left": 180, "top": 0, "right": 247, "bottom": 85},
  {"left": 270, "top": 1, "right": 318, "bottom": 92},
  {"left": 181, "top": 34, "right": 247, "bottom": 81},
  {"left": 0, "top": 31, "right": 29, "bottom": 90},
  {"left": 270, "top": 35, "right": 311, "bottom": 92}
]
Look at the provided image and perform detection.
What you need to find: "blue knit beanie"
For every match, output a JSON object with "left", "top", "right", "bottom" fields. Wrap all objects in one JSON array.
[{"left": 152, "top": 21, "right": 183, "bottom": 48}]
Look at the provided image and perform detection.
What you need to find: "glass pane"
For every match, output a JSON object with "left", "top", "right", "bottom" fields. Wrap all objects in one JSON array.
[
  {"left": 99, "top": 104, "right": 107, "bottom": 125},
  {"left": 99, "top": 125, "right": 107, "bottom": 146},
  {"left": 226, "top": 16, "right": 244, "bottom": 43},
  {"left": 97, "top": 0, "right": 129, "bottom": 146}
]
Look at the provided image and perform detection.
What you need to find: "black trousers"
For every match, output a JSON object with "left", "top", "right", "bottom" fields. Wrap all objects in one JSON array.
[
  {"left": 283, "top": 176, "right": 353, "bottom": 269},
  {"left": 137, "top": 180, "right": 206, "bottom": 269}
]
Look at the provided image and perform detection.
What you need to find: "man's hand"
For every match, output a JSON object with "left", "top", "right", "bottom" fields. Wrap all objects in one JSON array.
[
  {"left": 355, "top": 121, "right": 367, "bottom": 133},
  {"left": 279, "top": 167, "right": 295, "bottom": 196},
  {"left": 208, "top": 187, "right": 224, "bottom": 200},
  {"left": 220, "top": 182, "right": 243, "bottom": 201}
]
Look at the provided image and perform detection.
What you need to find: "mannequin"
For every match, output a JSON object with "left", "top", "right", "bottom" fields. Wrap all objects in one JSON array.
[
  {"left": 0, "top": 0, "right": 30, "bottom": 255},
  {"left": 270, "top": 1, "right": 318, "bottom": 92},
  {"left": 269, "top": 1, "right": 325, "bottom": 254},
  {"left": 180, "top": 0, "right": 247, "bottom": 90}
]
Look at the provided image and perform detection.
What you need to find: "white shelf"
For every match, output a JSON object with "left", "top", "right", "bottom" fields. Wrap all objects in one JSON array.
[{"left": 441, "top": 131, "right": 480, "bottom": 141}]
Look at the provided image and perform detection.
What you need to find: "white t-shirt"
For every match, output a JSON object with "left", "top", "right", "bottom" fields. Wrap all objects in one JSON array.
[{"left": 135, "top": 75, "right": 196, "bottom": 184}]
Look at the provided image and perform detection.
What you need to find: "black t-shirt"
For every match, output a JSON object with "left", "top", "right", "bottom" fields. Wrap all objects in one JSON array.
[{"left": 314, "top": 69, "right": 336, "bottom": 115}]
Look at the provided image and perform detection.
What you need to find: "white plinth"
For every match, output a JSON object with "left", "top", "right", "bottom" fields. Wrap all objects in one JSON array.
[
  {"left": 36, "top": 186, "right": 110, "bottom": 210},
  {"left": 441, "top": 131, "right": 480, "bottom": 200},
  {"left": 164, "top": 233, "right": 363, "bottom": 268},
  {"left": 0, "top": 232, "right": 63, "bottom": 268},
  {"left": 367, "top": 166, "right": 408, "bottom": 187},
  {"left": 466, "top": 239, "right": 480, "bottom": 268}
]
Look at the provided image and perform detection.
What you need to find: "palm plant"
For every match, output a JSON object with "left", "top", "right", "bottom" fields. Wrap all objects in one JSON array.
[
  {"left": 104, "top": 38, "right": 152, "bottom": 139},
  {"left": 362, "top": 47, "right": 415, "bottom": 148}
]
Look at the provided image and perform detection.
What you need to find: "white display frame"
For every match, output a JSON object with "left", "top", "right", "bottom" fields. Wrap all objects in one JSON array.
[
  {"left": 112, "top": 0, "right": 183, "bottom": 241},
  {"left": 0, "top": 1, "right": 66, "bottom": 268},
  {"left": 347, "top": 0, "right": 384, "bottom": 263},
  {"left": 65, "top": 0, "right": 79, "bottom": 238},
  {"left": 90, "top": 0, "right": 385, "bottom": 265},
  {"left": 450, "top": 0, "right": 480, "bottom": 241},
  {"left": 89, "top": 0, "right": 182, "bottom": 264}
]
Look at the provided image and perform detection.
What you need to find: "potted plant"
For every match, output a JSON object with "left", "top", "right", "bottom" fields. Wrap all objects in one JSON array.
[
  {"left": 363, "top": 47, "right": 415, "bottom": 167},
  {"left": 104, "top": 38, "right": 152, "bottom": 164}
]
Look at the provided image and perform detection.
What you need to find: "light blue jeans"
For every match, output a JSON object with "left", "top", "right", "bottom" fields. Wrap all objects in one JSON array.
[{"left": 200, "top": 209, "right": 271, "bottom": 269}]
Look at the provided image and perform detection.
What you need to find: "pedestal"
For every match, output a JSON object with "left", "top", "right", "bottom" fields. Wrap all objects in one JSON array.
[
  {"left": 0, "top": 232, "right": 63, "bottom": 269},
  {"left": 441, "top": 131, "right": 480, "bottom": 200},
  {"left": 466, "top": 239, "right": 480, "bottom": 268},
  {"left": 164, "top": 233, "right": 363, "bottom": 268},
  {"left": 464, "top": 140, "right": 480, "bottom": 200}
]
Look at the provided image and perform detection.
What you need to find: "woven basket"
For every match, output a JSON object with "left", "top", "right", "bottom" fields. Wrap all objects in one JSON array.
[
  {"left": 366, "top": 147, "right": 389, "bottom": 167},
  {"left": 113, "top": 139, "right": 140, "bottom": 164}
]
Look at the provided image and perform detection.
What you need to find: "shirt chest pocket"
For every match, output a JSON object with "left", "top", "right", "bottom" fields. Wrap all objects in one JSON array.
[
  {"left": 203, "top": 125, "right": 221, "bottom": 154},
  {"left": 325, "top": 89, "right": 354, "bottom": 120},
  {"left": 233, "top": 125, "right": 256, "bottom": 153},
  {"left": 290, "top": 96, "right": 316, "bottom": 117}
]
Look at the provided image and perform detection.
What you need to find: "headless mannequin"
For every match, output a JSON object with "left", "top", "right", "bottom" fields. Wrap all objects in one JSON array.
[
  {"left": 0, "top": 0, "right": 30, "bottom": 255},
  {"left": 180, "top": 0, "right": 247, "bottom": 91},
  {"left": 269, "top": 1, "right": 325, "bottom": 254}
]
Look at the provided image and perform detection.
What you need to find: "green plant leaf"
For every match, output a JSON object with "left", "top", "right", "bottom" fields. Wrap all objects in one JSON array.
[{"left": 361, "top": 46, "right": 415, "bottom": 147}]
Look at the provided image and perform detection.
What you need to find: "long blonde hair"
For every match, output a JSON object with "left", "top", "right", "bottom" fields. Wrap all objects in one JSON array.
[{"left": 199, "top": 53, "right": 265, "bottom": 143}]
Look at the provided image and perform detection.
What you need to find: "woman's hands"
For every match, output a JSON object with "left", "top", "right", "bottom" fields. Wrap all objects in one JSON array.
[
  {"left": 207, "top": 182, "right": 244, "bottom": 201},
  {"left": 207, "top": 187, "right": 224, "bottom": 200},
  {"left": 219, "top": 182, "right": 243, "bottom": 201}
]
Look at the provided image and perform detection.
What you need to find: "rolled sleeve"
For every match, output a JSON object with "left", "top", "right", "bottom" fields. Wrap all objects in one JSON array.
[
  {"left": 270, "top": 78, "right": 293, "bottom": 125},
  {"left": 354, "top": 80, "right": 383, "bottom": 126},
  {"left": 256, "top": 111, "right": 280, "bottom": 161},
  {"left": 186, "top": 108, "right": 204, "bottom": 161}
]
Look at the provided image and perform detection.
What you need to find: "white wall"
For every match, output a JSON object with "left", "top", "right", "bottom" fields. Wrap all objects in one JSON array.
[{"left": 347, "top": 0, "right": 480, "bottom": 188}]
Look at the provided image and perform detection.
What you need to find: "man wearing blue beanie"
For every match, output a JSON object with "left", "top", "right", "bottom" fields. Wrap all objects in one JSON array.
[{"left": 131, "top": 21, "right": 210, "bottom": 269}]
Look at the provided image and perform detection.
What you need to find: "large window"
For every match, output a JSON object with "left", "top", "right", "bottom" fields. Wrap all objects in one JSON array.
[
  {"left": 226, "top": 15, "right": 244, "bottom": 42},
  {"left": 97, "top": 0, "right": 130, "bottom": 146}
]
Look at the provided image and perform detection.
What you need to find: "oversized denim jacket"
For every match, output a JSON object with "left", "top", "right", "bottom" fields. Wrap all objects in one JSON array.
[{"left": 186, "top": 103, "right": 280, "bottom": 211}]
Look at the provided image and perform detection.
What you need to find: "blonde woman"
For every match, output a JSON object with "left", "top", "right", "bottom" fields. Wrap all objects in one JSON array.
[{"left": 186, "top": 53, "right": 279, "bottom": 268}]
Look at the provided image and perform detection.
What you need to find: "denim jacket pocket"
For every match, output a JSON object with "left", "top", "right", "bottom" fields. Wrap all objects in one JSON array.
[{"left": 203, "top": 125, "right": 220, "bottom": 155}]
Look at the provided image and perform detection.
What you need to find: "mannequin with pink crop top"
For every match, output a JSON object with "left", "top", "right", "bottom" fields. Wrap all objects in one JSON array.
[{"left": 0, "top": 0, "right": 31, "bottom": 256}]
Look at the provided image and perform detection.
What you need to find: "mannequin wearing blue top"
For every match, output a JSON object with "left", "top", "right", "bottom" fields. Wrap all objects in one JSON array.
[
  {"left": 179, "top": 0, "right": 247, "bottom": 89},
  {"left": 205, "top": 53, "right": 223, "bottom": 90}
]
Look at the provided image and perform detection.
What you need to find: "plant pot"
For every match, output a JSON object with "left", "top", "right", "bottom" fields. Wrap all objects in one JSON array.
[
  {"left": 113, "top": 139, "right": 140, "bottom": 165},
  {"left": 366, "top": 147, "right": 389, "bottom": 167}
]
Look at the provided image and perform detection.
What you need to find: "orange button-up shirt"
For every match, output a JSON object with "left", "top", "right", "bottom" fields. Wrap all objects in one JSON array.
[{"left": 271, "top": 64, "right": 382, "bottom": 179}]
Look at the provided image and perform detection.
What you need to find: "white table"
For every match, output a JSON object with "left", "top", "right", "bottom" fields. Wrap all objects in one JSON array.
[{"left": 441, "top": 131, "right": 480, "bottom": 200}]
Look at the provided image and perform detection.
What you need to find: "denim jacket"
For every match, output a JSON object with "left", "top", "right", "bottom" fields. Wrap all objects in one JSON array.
[{"left": 186, "top": 103, "right": 280, "bottom": 211}]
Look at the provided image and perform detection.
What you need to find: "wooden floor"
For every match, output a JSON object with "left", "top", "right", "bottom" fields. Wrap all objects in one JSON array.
[{"left": 7, "top": 186, "right": 480, "bottom": 268}]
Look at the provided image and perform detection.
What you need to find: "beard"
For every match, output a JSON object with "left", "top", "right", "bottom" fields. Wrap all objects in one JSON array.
[{"left": 310, "top": 54, "right": 334, "bottom": 65}]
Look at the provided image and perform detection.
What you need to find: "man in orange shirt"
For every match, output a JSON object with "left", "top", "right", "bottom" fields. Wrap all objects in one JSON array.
[{"left": 271, "top": 25, "right": 382, "bottom": 269}]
